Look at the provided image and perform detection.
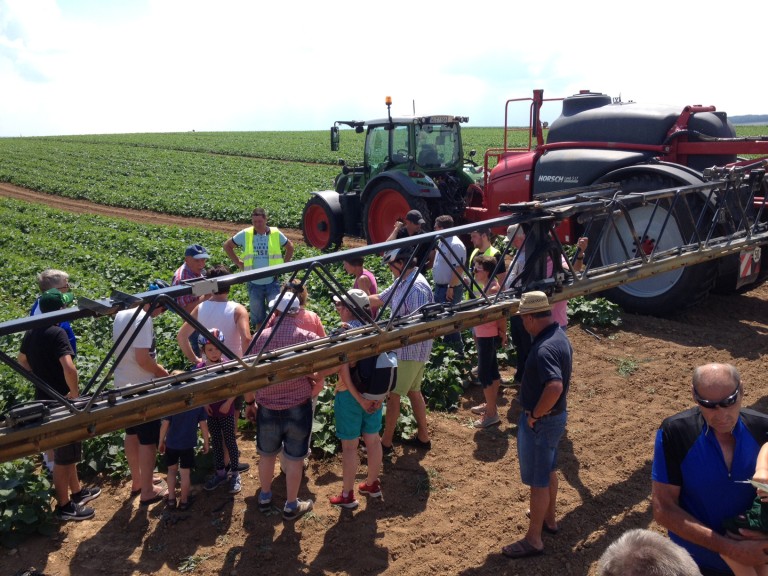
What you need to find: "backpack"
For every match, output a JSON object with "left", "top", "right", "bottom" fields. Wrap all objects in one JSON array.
[{"left": 350, "top": 351, "right": 398, "bottom": 401}]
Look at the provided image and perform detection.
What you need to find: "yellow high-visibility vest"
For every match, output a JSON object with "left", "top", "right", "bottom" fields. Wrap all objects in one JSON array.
[{"left": 243, "top": 227, "right": 284, "bottom": 270}]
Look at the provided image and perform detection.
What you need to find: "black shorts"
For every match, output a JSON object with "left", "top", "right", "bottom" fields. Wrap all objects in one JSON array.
[
  {"left": 126, "top": 420, "right": 161, "bottom": 446},
  {"left": 164, "top": 447, "right": 195, "bottom": 469},
  {"left": 54, "top": 442, "right": 82, "bottom": 466}
]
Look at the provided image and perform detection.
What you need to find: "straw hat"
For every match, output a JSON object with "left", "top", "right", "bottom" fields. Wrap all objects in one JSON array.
[{"left": 518, "top": 291, "right": 551, "bottom": 314}]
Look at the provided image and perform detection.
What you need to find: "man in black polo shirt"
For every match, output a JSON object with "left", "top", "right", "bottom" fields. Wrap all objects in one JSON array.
[{"left": 502, "top": 290, "right": 572, "bottom": 560}]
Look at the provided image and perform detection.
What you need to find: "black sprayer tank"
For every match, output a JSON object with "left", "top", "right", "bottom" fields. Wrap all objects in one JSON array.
[{"left": 532, "top": 92, "right": 738, "bottom": 196}]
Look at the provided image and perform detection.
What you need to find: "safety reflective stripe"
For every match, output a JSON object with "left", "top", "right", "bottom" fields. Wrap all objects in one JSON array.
[{"left": 242, "top": 227, "right": 283, "bottom": 271}]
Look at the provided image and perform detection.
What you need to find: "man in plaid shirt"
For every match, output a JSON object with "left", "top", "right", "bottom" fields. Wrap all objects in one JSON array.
[
  {"left": 172, "top": 244, "right": 210, "bottom": 313},
  {"left": 244, "top": 293, "right": 326, "bottom": 521},
  {"left": 173, "top": 244, "right": 211, "bottom": 357},
  {"left": 369, "top": 248, "right": 434, "bottom": 456}
]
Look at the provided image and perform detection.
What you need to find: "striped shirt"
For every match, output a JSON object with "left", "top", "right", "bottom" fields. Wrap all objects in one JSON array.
[
  {"left": 251, "top": 314, "right": 319, "bottom": 410},
  {"left": 378, "top": 269, "right": 434, "bottom": 362}
]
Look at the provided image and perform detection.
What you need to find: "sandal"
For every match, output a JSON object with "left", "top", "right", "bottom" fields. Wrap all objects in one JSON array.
[
  {"left": 139, "top": 487, "right": 168, "bottom": 506},
  {"left": 502, "top": 539, "right": 544, "bottom": 559},
  {"left": 178, "top": 500, "right": 191, "bottom": 511},
  {"left": 166, "top": 498, "right": 177, "bottom": 509}
]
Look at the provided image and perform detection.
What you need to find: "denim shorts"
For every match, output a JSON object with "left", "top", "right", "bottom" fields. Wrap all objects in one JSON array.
[
  {"left": 334, "top": 390, "right": 383, "bottom": 440},
  {"left": 256, "top": 400, "right": 312, "bottom": 460},
  {"left": 517, "top": 410, "right": 567, "bottom": 487}
]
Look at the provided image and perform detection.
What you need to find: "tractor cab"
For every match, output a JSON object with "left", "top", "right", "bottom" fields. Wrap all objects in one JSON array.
[
  {"left": 362, "top": 115, "right": 466, "bottom": 180},
  {"left": 303, "top": 98, "right": 477, "bottom": 251}
]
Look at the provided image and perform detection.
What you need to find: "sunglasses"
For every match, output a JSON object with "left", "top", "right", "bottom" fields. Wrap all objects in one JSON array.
[{"left": 693, "top": 384, "right": 740, "bottom": 409}]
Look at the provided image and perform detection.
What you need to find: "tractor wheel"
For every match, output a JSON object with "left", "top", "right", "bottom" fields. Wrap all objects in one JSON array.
[
  {"left": 592, "top": 174, "right": 717, "bottom": 315},
  {"left": 362, "top": 182, "right": 431, "bottom": 245},
  {"left": 301, "top": 195, "right": 343, "bottom": 251}
]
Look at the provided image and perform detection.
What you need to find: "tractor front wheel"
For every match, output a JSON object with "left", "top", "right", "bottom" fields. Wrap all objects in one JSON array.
[{"left": 301, "top": 195, "right": 343, "bottom": 251}]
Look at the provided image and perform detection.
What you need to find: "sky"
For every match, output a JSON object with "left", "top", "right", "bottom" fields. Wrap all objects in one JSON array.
[{"left": 0, "top": 0, "right": 765, "bottom": 137}]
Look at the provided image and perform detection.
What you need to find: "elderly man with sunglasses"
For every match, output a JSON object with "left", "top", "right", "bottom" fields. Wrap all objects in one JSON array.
[{"left": 652, "top": 363, "right": 768, "bottom": 576}]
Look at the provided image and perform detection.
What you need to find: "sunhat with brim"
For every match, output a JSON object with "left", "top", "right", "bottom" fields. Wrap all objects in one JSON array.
[
  {"left": 518, "top": 291, "right": 551, "bottom": 315},
  {"left": 269, "top": 293, "right": 300, "bottom": 313},
  {"left": 333, "top": 288, "right": 371, "bottom": 310}
]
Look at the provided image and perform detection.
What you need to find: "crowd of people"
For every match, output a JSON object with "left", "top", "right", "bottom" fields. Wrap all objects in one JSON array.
[{"left": 18, "top": 205, "right": 768, "bottom": 574}]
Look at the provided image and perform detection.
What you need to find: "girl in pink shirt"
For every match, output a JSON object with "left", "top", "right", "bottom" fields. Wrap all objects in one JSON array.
[{"left": 469, "top": 256, "right": 508, "bottom": 429}]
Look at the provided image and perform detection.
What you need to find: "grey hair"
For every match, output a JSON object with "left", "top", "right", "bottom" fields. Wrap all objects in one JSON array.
[
  {"left": 37, "top": 269, "right": 69, "bottom": 291},
  {"left": 692, "top": 363, "right": 740, "bottom": 390},
  {"left": 597, "top": 529, "right": 702, "bottom": 576}
]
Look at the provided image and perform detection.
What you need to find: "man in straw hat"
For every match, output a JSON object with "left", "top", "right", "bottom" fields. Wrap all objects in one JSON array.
[{"left": 502, "top": 290, "right": 573, "bottom": 560}]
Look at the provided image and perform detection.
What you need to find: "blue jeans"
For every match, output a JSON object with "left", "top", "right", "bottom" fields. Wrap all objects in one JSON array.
[
  {"left": 517, "top": 410, "right": 567, "bottom": 487},
  {"left": 256, "top": 400, "right": 312, "bottom": 459},
  {"left": 433, "top": 284, "right": 464, "bottom": 350},
  {"left": 248, "top": 279, "right": 281, "bottom": 327}
]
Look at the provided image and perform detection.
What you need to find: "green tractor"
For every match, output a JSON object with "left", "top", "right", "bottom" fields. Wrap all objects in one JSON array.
[{"left": 301, "top": 97, "right": 484, "bottom": 250}]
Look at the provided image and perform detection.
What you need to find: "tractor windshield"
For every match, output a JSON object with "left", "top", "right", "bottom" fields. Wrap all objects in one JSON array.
[{"left": 415, "top": 123, "right": 460, "bottom": 168}]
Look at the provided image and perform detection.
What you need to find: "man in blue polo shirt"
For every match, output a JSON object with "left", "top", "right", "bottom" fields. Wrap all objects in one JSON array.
[{"left": 652, "top": 363, "right": 768, "bottom": 576}]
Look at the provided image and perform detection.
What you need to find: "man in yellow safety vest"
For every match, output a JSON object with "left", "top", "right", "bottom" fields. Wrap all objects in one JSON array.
[{"left": 223, "top": 207, "right": 294, "bottom": 327}]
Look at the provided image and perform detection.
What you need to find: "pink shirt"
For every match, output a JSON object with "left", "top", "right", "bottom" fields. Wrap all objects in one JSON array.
[
  {"left": 354, "top": 269, "right": 379, "bottom": 318},
  {"left": 475, "top": 279, "right": 502, "bottom": 338}
]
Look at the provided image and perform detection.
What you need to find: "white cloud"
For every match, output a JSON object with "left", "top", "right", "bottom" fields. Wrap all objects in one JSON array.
[{"left": 0, "top": 0, "right": 765, "bottom": 137}]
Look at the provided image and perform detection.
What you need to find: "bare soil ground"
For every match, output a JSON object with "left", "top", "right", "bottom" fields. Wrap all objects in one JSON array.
[{"left": 3, "top": 184, "right": 768, "bottom": 576}]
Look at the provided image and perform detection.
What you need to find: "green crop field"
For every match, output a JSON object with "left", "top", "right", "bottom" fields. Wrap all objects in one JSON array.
[
  {"left": 0, "top": 127, "right": 508, "bottom": 228},
  {"left": 2, "top": 124, "right": 762, "bottom": 230},
  {"left": 0, "top": 125, "right": 762, "bottom": 229}
]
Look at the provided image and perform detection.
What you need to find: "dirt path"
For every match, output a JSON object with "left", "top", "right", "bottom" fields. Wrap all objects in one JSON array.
[
  {"left": 4, "top": 182, "right": 768, "bottom": 575},
  {"left": 0, "top": 182, "right": 368, "bottom": 247}
]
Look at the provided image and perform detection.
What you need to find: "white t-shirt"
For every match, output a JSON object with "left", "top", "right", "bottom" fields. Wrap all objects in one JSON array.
[{"left": 112, "top": 308, "right": 156, "bottom": 387}]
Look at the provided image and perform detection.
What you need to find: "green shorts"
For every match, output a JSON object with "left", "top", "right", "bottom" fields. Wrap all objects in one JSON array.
[
  {"left": 334, "top": 390, "right": 383, "bottom": 440},
  {"left": 392, "top": 360, "right": 426, "bottom": 396}
]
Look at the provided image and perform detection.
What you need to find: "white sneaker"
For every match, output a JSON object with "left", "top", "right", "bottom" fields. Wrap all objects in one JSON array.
[{"left": 283, "top": 498, "right": 313, "bottom": 521}]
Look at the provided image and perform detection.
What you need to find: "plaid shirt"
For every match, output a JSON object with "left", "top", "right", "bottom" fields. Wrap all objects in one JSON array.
[
  {"left": 378, "top": 269, "right": 434, "bottom": 362},
  {"left": 252, "top": 314, "right": 319, "bottom": 409},
  {"left": 172, "top": 263, "right": 204, "bottom": 309}
]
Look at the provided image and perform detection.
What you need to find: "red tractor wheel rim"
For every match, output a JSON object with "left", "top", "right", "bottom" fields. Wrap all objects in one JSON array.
[
  {"left": 368, "top": 187, "right": 410, "bottom": 244},
  {"left": 304, "top": 204, "right": 331, "bottom": 248}
]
